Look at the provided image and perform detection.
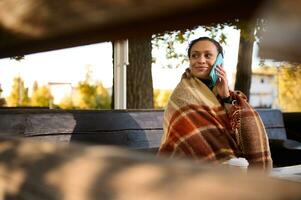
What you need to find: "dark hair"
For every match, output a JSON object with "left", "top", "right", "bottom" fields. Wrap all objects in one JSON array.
[{"left": 187, "top": 37, "right": 223, "bottom": 58}]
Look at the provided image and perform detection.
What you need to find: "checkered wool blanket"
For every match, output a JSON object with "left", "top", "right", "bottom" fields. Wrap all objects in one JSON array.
[{"left": 158, "top": 70, "right": 272, "bottom": 170}]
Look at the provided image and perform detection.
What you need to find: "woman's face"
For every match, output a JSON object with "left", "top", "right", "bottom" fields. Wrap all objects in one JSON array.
[{"left": 189, "top": 40, "right": 219, "bottom": 79}]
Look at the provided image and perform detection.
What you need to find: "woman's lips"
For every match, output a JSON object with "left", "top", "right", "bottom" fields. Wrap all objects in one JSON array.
[{"left": 193, "top": 66, "right": 208, "bottom": 71}]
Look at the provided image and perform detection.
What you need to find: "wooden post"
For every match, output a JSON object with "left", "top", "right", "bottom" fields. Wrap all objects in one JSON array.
[{"left": 113, "top": 40, "right": 129, "bottom": 109}]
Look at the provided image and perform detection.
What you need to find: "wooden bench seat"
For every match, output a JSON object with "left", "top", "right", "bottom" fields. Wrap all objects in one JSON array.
[{"left": 0, "top": 108, "right": 300, "bottom": 166}]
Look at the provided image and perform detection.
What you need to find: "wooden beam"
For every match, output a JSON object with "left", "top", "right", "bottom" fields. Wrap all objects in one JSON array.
[
  {"left": 259, "top": 0, "right": 301, "bottom": 62},
  {"left": 0, "top": 137, "right": 300, "bottom": 199},
  {"left": 0, "top": 0, "right": 264, "bottom": 58}
]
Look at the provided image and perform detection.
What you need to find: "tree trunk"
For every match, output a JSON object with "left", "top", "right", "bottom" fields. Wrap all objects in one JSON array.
[
  {"left": 127, "top": 36, "right": 154, "bottom": 109},
  {"left": 234, "top": 25, "right": 256, "bottom": 100}
]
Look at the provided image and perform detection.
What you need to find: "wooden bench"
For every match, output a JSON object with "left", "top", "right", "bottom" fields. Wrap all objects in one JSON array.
[
  {"left": 0, "top": 109, "right": 163, "bottom": 153},
  {"left": 0, "top": 108, "right": 300, "bottom": 166},
  {"left": 256, "top": 109, "right": 301, "bottom": 166}
]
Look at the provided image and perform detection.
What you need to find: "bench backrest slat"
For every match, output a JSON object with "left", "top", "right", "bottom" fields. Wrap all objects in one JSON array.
[
  {"left": 256, "top": 109, "right": 287, "bottom": 140},
  {"left": 0, "top": 108, "right": 288, "bottom": 148}
]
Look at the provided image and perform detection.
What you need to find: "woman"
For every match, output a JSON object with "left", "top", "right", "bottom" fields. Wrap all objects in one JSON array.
[{"left": 158, "top": 37, "right": 272, "bottom": 170}]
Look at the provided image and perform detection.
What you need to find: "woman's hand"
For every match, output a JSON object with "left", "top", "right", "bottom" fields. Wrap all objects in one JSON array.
[{"left": 215, "top": 65, "right": 230, "bottom": 98}]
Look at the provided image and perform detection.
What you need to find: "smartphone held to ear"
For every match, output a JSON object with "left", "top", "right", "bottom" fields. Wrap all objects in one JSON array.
[{"left": 209, "top": 53, "right": 223, "bottom": 86}]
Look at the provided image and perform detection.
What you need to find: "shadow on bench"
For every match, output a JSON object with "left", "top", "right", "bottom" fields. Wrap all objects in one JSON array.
[{"left": 0, "top": 108, "right": 300, "bottom": 166}]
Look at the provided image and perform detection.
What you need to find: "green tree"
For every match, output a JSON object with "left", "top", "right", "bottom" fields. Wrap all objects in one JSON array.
[
  {"left": 31, "top": 84, "right": 53, "bottom": 107},
  {"left": 74, "top": 81, "right": 110, "bottom": 109},
  {"left": 7, "top": 76, "right": 30, "bottom": 106},
  {"left": 0, "top": 84, "right": 6, "bottom": 107},
  {"left": 72, "top": 69, "right": 110, "bottom": 109},
  {"left": 278, "top": 63, "right": 301, "bottom": 112},
  {"left": 96, "top": 82, "right": 110, "bottom": 108},
  {"left": 152, "top": 28, "right": 198, "bottom": 69},
  {"left": 32, "top": 81, "right": 38, "bottom": 93},
  {"left": 154, "top": 89, "right": 172, "bottom": 109},
  {"left": 75, "top": 81, "right": 97, "bottom": 109},
  {"left": 59, "top": 95, "right": 74, "bottom": 109}
]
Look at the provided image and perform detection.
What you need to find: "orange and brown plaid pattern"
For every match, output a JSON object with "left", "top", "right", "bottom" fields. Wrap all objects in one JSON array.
[{"left": 158, "top": 69, "right": 272, "bottom": 170}]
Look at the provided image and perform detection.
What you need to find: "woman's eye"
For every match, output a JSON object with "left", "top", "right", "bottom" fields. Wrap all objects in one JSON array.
[
  {"left": 205, "top": 54, "right": 212, "bottom": 59},
  {"left": 191, "top": 54, "right": 199, "bottom": 59}
]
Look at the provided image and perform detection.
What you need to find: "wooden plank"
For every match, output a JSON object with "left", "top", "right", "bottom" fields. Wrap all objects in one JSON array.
[
  {"left": 257, "top": 109, "right": 287, "bottom": 140},
  {"left": 257, "top": 109, "right": 285, "bottom": 128},
  {"left": 0, "top": 109, "right": 294, "bottom": 151},
  {"left": 70, "top": 130, "right": 162, "bottom": 149},
  {"left": 28, "top": 130, "right": 163, "bottom": 149},
  {"left": 0, "top": 137, "right": 300, "bottom": 200},
  {"left": 0, "top": 108, "right": 290, "bottom": 142},
  {"left": 266, "top": 129, "right": 288, "bottom": 140},
  {"left": 0, "top": 109, "right": 164, "bottom": 135},
  {"left": 25, "top": 113, "right": 76, "bottom": 135},
  {"left": 0, "top": 114, "right": 26, "bottom": 135},
  {"left": 259, "top": 0, "right": 301, "bottom": 62},
  {"left": 0, "top": 0, "right": 264, "bottom": 58},
  {"left": 69, "top": 111, "right": 163, "bottom": 132}
]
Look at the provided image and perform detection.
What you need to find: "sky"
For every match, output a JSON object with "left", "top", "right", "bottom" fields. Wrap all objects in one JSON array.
[
  {"left": 0, "top": 26, "right": 261, "bottom": 100},
  {"left": 0, "top": 42, "right": 113, "bottom": 97}
]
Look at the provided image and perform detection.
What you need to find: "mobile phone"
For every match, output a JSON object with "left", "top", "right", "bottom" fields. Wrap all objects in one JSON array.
[{"left": 209, "top": 53, "right": 223, "bottom": 86}]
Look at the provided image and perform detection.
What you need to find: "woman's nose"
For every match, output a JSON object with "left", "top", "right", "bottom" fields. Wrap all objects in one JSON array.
[{"left": 197, "top": 55, "right": 206, "bottom": 63}]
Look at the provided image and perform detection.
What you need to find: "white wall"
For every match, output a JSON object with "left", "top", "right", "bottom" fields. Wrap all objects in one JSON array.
[{"left": 249, "top": 74, "right": 278, "bottom": 108}]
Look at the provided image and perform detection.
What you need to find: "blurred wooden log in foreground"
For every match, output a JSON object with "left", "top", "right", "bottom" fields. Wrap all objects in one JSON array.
[
  {"left": 0, "top": 0, "right": 264, "bottom": 58},
  {"left": 259, "top": 0, "right": 301, "bottom": 63},
  {"left": 0, "top": 138, "right": 300, "bottom": 200}
]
